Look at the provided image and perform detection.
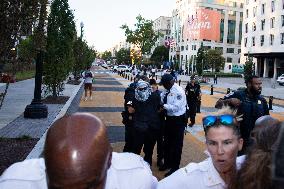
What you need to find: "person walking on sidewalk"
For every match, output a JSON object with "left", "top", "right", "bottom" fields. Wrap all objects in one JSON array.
[
  {"left": 214, "top": 74, "right": 218, "bottom": 84},
  {"left": 82, "top": 66, "right": 94, "bottom": 101},
  {"left": 185, "top": 76, "right": 201, "bottom": 127}
]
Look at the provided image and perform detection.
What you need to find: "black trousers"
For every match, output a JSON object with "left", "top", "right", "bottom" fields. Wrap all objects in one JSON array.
[
  {"left": 131, "top": 122, "right": 159, "bottom": 166},
  {"left": 156, "top": 115, "right": 165, "bottom": 160},
  {"left": 123, "top": 121, "right": 133, "bottom": 152},
  {"left": 164, "top": 115, "right": 186, "bottom": 170},
  {"left": 187, "top": 100, "right": 197, "bottom": 124}
]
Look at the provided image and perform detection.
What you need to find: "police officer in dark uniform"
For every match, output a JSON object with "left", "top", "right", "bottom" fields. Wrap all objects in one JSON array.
[
  {"left": 127, "top": 80, "right": 161, "bottom": 166},
  {"left": 215, "top": 75, "right": 269, "bottom": 154},
  {"left": 185, "top": 76, "right": 201, "bottom": 127},
  {"left": 122, "top": 75, "right": 140, "bottom": 152}
]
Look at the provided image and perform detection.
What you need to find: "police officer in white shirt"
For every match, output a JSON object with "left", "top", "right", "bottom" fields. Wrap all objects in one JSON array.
[
  {"left": 159, "top": 74, "right": 187, "bottom": 177},
  {"left": 0, "top": 113, "right": 157, "bottom": 189},
  {"left": 158, "top": 107, "right": 245, "bottom": 189}
]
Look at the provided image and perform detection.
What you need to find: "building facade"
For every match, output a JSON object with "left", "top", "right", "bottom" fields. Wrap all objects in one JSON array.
[
  {"left": 241, "top": 0, "right": 284, "bottom": 78},
  {"left": 170, "top": 0, "right": 244, "bottom": 73},
  {"left": 151, "top": 16, "right": 172, "bottom": 53}
]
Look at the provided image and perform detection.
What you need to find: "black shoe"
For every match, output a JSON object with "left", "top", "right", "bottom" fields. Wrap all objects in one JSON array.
[
  {"left": 164, "top": 169, "right": 177, "bottom": 177},
  {"left": 157, "top": 159, "right": 164, "bottom": 167},
  {"left": 159, "top": 164, "right": 170, "bottom": 171}
]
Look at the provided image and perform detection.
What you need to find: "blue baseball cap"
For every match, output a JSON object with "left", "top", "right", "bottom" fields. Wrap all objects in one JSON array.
[{"left": 159, "top": 74, "right": 174, "bottom": 85}]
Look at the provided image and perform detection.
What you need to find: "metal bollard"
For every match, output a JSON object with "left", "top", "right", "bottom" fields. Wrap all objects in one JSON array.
[
  {"left": 179, "top": 80, "right": 181, "bottom": 86},
  {"left": 269, "top": 96, "right": 273, "bottom": 110},
  {"left": 130, "top": 76, "right": 133, "bottom": 82},
  {"left": 227, "top": 88, "right": 231, "bottom": 94},
  {"left": 196, "top": 100, "right": 201, "bottom": 113},
  {"left": 128, "top": 75, "right": 129, "bottom": 80},
  {"left": 210, "top": 85, "right": 213, "bottom": 95}
]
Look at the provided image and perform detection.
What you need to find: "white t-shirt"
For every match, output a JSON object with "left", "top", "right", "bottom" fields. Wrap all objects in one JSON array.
[
  {"left": 158, "top": 156, "right": 246, "bottom": 189},
  {"left": 0, "top": 152, "right": 158, "bottom": 189},
  {"left": 82, "top": 70, "right": 94, "bottom": 84}
]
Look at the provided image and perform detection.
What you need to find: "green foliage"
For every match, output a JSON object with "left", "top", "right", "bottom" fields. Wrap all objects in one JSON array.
[
  {"left": 202, "top": 72, "right": 242, "bottom": 78},
  {"left": 196, "top": 43, "right": 205, "bottom": 75},
  {"left": 0, "top": 0, "right": 43, "bottom": 70},
  {"left": 205, "top": 49, "right": 225, "bottom": 72},
  {"left": 116, "top": 48, "right": 131, "bottom": 65},
  {"left": 15, "top": 70, "right": 35, "bottom": 81},
  {"left": 101, "top": 51, "right": 112, "bottom": 61},
  {"left": 44, "top": 0, "right": 76, "bottom": 97},
  {"left": 244, "top": 55, "right": 254, "bottom": 83},
  {"left": 18, "top": 37, "right": 36, "bottom": 64},
  {"left": 121, "top": 15, "right": 159, "bottom": 57},
  {"left": 150, "top": 45, "right": 169, "bottom": 66},
  {"left": 73, "top": 38, "right": 96, "bottom": 80}
]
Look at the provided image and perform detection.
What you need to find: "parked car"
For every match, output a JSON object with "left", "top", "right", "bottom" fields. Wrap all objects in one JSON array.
[
  {"left": 115, "top": 65, "right": 130, "bottom": 72},
  {"left": 277, "top": 74, "right": 284, "bottom": 86}
]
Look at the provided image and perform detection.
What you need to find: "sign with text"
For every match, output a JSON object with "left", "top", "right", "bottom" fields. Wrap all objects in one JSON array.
[{"left": 183, "top": 9, "right": 221, "bottom": 41}]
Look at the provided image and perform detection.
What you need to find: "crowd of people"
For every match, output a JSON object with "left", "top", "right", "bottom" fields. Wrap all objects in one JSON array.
[{"left": 0, "top": 71, "right": 284, "bottom": 188}]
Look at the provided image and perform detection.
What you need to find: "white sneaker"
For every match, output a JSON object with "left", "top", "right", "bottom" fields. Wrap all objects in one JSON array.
[{"left": 90, "top": 96, "right": 93, "bottom": 100}]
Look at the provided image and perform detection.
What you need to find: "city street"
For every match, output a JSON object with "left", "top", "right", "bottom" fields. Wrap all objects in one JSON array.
[{"left": 76, "top": 66, "right": 284, "bottom": 179}]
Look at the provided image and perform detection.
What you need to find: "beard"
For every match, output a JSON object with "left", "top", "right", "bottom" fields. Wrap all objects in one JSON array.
[{"left": 251, "top": 87, "right": 261, "bottom": 95}]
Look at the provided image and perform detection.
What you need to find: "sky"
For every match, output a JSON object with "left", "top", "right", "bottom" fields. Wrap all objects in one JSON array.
[{"left": 68, "top": 0, "right": 175, "bottom": 52}]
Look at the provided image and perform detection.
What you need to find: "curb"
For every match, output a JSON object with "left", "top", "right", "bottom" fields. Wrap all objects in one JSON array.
[{"left": 26, "top": 80, "right": 84, "bottom": 159}]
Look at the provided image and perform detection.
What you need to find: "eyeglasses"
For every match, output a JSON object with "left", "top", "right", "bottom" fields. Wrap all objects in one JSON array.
[{"left": 202, "top": 114, "right": 235, "bottom": 128}]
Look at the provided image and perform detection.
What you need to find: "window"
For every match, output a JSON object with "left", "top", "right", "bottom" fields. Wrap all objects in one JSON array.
[
  {"left": 282, "top": 15, "right": 284, "bottom": 27},
  {"left": 244, "top": 37, "right": 247, "bottom": 47},
  {"left": 260, "top": 35, "right": 264, "bottom": 46},
  {"left": 246, "top": 9, "right": 249, "bottom": 18},
  {"left": 271, "top": 1, "right": 275, "bottom": 12},
  {"left": 238, "top": 49, "right": 241, "bottom": 54},
  {"left": 261, "top": 3, "right": 265, "bottom": 14},
  {"left": 227, "top": 57, "right": 233, "bottom": 63},
  {"left": 252, "top": 22, "right": 256, "bottom": 31},
  {"left": 245, "top": 23, "right": 248, "bottom": 33},
  {"left": 227, "top": 48, "right": 234, "bottom": 53},
  {"left": 261, "top": 19, "right": 265, "bottom": 30},
  {"left": 252, "top": 37, "right": 255, "bottom": 46},
  {"left": 270, "top": 34, "right": 274, "bottom": 45},
  {"left": 281, "top": 33, "right": 284, "bottom": 44},
  {"left": 253, "top": 7, "right": 257, "bottom": 17},
  {"left": 271, "top": 17, "right": 275, "bottom": 28}
]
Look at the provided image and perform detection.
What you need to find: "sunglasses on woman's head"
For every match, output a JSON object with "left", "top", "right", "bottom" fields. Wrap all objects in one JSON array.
[{"left": 202, "top": 114, "right": 235, "bottom": 128}]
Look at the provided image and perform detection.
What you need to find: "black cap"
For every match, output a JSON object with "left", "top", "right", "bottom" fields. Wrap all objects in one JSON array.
[{"left": 159, "top": 74, "right": 174, "bottom": 85}]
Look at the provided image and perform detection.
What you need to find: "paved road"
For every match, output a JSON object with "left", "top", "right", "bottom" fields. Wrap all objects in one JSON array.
[{"left": 75, "top": 66, "right": 284, "bottom": 180}]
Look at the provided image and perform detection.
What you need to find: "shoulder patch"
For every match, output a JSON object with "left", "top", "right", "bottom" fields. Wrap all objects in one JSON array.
[{"left": 224, "top": 92, "right": 235, "bottom": 98}]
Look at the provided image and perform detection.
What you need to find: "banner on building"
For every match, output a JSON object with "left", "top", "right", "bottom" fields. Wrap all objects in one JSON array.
[{"left": 183, "top": 9, "right": 221, "bottom": 41}]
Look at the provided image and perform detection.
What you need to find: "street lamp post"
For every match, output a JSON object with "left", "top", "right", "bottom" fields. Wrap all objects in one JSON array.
[
  {"left": 24, "top": 50, "right": 48, "bottom": 118},
  {"left": 80, "top": 22, "right": 84, "bottom": 39}
]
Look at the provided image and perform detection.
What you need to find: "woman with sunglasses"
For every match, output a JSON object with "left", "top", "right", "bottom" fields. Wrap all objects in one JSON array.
[{"left": 158, "top": 107, "right": 244, "bottom": 189}]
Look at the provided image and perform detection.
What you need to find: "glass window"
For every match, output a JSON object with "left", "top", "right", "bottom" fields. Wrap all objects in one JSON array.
[
  {"left": 270, "top": 34, "right": 274, "bottom": 45},
  {"left": 282, "top": 15, "right": 284, "bottom": 27},
  {"left": 261, "top": 19, "right": 265, "bottom": 30},
  {"left": 281, "top": 33, "right": 284, "bottom": 44},
  {"left": 227, "top": 57, "right": 233, "bottom": 63},
  {"left": 226, "top": 48, "right": 234, "bottom": 53},
  {"left": 252, "top": 37, "right": 255, "bottom": 46},
  {"left": 271, "top": 17, "right": 275, "bottom": 28},
  {"left": 260, "top": 35, "right": 264, "bottom": 46},
  {"left": 245, "top": 23, "right": 248, "bottom": 33},
  {"left": 261, "top": 3, "right": 265, "bottom": 14},
  {"left": 271, "top": 1, "right": 275, "bottom": 12},
  {"left": 252, "top": 22, "right": 256, "bottom": 31},
  {"left": 244, "top": 37, "right": 247, "bottom": 47}
]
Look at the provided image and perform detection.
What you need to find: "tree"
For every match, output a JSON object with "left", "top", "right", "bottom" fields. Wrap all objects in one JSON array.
[
  {"left": 0, "top": 0, "right": 42, "bottom": 72},
  {"left": 73, "top": 38, "right": 96, "bottom": 80},
  {"left": 101, "top": 51, "right": 112, "bottom": 61},
  {"left": 116, "top": 48, "right": 131, "bottom": 65},
  {"left": 44, "top": 0, "right": 76, "bottom": 97},
  {"left": 205, "top": 49, "right": 225, "bottom": 72},
  {"left": 150, "top": 45, "right": 169, "bottom": 66},
  {"left": 196, "top": 43, "right": 205, "bottom": 75},
  {"left": 244, "top": 54, "right": 254, "bottom": 83},
  {"left": 121, "top": 15, "right": 159, "bottom": 63}
]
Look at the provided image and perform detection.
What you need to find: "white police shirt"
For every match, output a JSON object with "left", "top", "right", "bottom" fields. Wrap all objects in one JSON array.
[
  {"left": 157, "top": 156, "right": 245, "bottom": 189},
  {"left": 0, "top": 152, "right": 158, "bottom": 189},
  {"left": 161, "top": 83, "right": 186, "bottom": 116}
]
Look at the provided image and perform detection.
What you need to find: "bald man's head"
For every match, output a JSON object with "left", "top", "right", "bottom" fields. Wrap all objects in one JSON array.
[
  {"left": 252, "top": 115, "right": 280, "bottom": 138},
  {"left": 44, "top": 113, "right": 112, "bottom": 189}
]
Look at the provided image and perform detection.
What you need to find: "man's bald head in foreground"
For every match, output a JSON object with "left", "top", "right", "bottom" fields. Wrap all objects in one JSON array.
[
  {"left": 252, "top": 115, "right": 280, "bottom": 138},
  {"left": 44, "top": 113, "right": 112, "bottom": 189}
]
